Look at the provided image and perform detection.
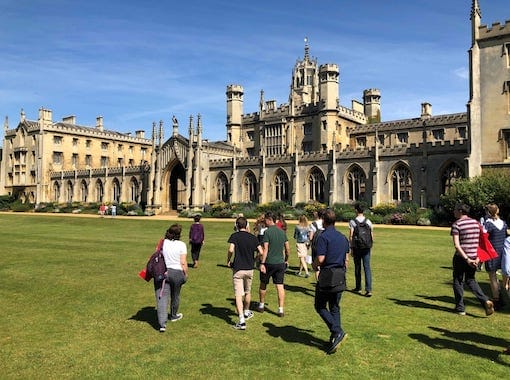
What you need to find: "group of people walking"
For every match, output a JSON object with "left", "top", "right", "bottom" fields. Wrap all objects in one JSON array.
[
  {"left": 149, "top": 201, "right": 510, "bottom": 355},
  {"left": 149, "top": 205, "right": 374, "bottom": 355}
]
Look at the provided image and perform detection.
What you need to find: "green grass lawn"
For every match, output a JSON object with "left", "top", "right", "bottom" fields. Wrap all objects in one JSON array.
[{"left": 0, "top": 213, "right": 509, "bottom": 379}]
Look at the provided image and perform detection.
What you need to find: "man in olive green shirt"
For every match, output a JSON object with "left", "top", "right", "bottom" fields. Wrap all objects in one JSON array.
[{"left": 258, "top": 211, "right": 290, "bottom": 317}]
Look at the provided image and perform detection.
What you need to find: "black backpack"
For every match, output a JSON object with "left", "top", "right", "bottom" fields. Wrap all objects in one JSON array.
[
  {"left": 310, "top": 222, "right": 324, "bottom": 257},
  {"left": 145, "top": 248, "right": 167, "bottom": 282},
  {"left": 352, "top": 219, "right": 373, "bottom": 249}
]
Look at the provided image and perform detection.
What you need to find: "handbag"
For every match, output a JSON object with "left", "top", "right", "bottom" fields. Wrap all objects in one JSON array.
[
  {"left": 477, "top": 225, "right": 498, "bottom": 263},
  {"left": 318, "top": 267, "right": 346, "bottom": 292}
]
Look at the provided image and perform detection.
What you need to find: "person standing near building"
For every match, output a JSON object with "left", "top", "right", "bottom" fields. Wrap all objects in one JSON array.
[
  {"left": 158, "top": 224, "right": 188, "bottom": 332},
  {"left": 349, "top": 203, "right": 374, "bottom": 297},
  {"left": 450, "top": 203, "right": 494, "bottom": 316},
  {"left": 227, "top": 216, "right": 264, "bottom": 330},
  {"left": 189, "top": 214, "right": 205, "bottom": 268},
  {"left": 294, "top": 215, "right": 311, "bottom": 277},
  {"left": 312, "top": 208, "right": 350, "bottom": 355},
  {"left": 309, "top": 209, "right": 325, "bottom": 281},
  {"left": 258, "top": 211, "right": 290, "bottom": 317},
  {"left": 482, "top": 203, "right": 507, "bottom": 310},
  {"left": 110, "top": 204, "right": 117, "bottom": 217}
]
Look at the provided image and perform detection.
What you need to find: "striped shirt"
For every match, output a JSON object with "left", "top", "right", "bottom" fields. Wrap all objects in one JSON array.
[{"left": 451, "top": 216, "right": 480, "bottom": 259}]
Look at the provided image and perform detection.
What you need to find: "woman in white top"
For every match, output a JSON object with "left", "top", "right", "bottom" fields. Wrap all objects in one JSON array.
[{"left": 156, "top": 224, "right": 188, "bottom": 332}]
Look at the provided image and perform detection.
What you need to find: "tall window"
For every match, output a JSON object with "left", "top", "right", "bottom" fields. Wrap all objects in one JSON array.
[
  {"left": 130, "top": 177, "right": 139, "bottom": 202},
  {"left": 66, "top": 181, "right": 73, "bottom": 203},
  {"left": 264, "top": 124, "right": 283, "bottom": 156},
  {"left": 391, "top": 164, "right": 412, "bottom": 202},
  {"left": 81, "top": 180, "right": 88, "bottom": 202},
  {"left": 308, "top": 167, "right": 325, "bottom": 202},
  {"left": 96, "top": 180, "right": 104, "bottom": 203},
  {"left": 216, "top": 173, "right": 229, "bottom": 202},
  {"left": 274, "top": 170, "right": 289, "bottom": 202},
  {"left": 441, "top": 162, "right": 464, "bottom": 194},
  {"left": 347, "top": 166, "right": 366, "bottom": 201},
  {"left": 112, "top": 178, "right": 121, "bottom": 203},
  {"left": 53, "top": 181, "right": 60, "bottom": 202},
  {"left": 242, "top": 171, "right": 257, "bottom": 203}
]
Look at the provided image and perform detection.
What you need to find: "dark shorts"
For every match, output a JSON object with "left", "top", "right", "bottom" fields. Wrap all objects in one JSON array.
[
  {"left": 485, "top": 254, "right": 502, "bottom": 272},
  {"left": 260, "top": 263, "right": 286, "bottom": 285}
]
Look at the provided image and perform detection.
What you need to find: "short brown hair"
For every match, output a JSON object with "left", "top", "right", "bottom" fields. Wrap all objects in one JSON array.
[{"left": 165, "top": 224, "right": 182, "bottom": 240}]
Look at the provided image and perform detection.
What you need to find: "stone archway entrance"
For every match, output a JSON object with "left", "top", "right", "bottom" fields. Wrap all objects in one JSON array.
[{"left": 169, "top": 162, "right": 186, "bottom": 210}]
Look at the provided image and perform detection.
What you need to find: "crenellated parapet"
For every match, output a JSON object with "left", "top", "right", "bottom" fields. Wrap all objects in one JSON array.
[
  {"left": 478, "top": 20, "right": 510, "bottom": 40},
  {"left": 338, "top": 105, "right": 367, "bottom": 123},
  {"left": 49, "top": 165, "right": 144, "bottom": 180}
]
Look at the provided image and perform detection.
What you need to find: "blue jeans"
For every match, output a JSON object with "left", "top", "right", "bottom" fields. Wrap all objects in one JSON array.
[
  {"left": 314, "top": 289, "right": 344, "bottom": 337},
  {"left": 353, "top": 248, "right": 372, "bottom": 292}
]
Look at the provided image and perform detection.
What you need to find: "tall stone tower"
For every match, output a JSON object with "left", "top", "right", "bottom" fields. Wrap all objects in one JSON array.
[
  {"left": 363, "top": 89, "right": 381, "bottom": 124},
  {"left": 226, "top": 84, "right": 244, "bottom": 144},
  {"left": 290, "top": 38, "right": 319, "bottom": 107}
]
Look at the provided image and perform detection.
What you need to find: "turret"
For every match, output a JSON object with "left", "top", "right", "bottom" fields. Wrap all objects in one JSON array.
[
  {"left": 226, "top": 84, "right": 243, "bottom": 144},
  {"left": 318, "top": 63, "right": 339, "bottom": 110},
  {"left": 363, "top": 89, "right": 381, "bottom": 124}
]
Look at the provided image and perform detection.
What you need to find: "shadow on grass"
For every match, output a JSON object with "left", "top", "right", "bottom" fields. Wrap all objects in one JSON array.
[
  {"left": 262, "top": 322, "right": 328, "bottom": 351},
  {"left": 409, "top": 326, "right": 510, "bottom": 367},
  {"left": 284, "top": 283, "right": 315, "bottom": 297},
  {"left": 129, "top": 306, "right": 159, "bottom": 331},
  {"left": 389, "top": 295, "right": 490, "bottom": 318},
  {"left": 199, "top": 303, "right": 237, "bottom": 324}
]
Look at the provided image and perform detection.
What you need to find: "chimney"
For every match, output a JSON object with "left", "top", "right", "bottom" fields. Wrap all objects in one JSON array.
[
  {"left": 96, "top": 116, "right": 104, "bottom": 131},
  {"left": 135, "top": 130, "right": 145, "bottom": 138},
  {"left": 421, "top": 102, "right": 432, "bottom": 119},
  {"left": 62, "top": 115, "right": 76, "bottom": 124}
]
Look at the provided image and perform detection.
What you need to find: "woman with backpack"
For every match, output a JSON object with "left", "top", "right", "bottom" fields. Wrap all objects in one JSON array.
[
  {"left": 349, "top": 203, "right": 374, "bottom": 297},
  {"left": 157, "top": 224, "right": 188, "bottom": 332}
]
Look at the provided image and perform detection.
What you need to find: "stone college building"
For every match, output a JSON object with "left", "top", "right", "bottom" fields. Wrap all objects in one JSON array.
[{"left": 1, "top": 0, "right": 509, "bottom": 214}]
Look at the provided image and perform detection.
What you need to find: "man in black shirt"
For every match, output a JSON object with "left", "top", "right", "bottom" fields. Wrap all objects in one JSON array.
[{"left": 227, "top": 216, "right": 264, "bottom": 330}]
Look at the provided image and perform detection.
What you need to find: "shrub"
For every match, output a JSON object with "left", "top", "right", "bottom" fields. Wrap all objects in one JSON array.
[
  {"left": 10, "top": 200, "right": 33, "bottom": 212},
  {"left": 372, "top": 203, "right": 397, "bottom": 216}
]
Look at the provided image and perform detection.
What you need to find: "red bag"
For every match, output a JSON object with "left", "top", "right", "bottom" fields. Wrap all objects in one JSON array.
[{"left": 477, "top": 225, "right": 498, "bottom": 262}]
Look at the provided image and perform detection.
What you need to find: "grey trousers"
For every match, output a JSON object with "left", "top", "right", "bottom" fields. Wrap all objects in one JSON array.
[{"left": 155, "top": 268, "right": 187, "bottom": 328}]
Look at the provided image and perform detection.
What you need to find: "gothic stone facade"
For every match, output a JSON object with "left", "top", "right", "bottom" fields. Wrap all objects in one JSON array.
[{"left": 0, "top": 1, "right": 508, "bottom": 213}]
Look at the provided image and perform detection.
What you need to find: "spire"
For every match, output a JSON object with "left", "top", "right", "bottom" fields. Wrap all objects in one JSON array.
[
  {"left": 471, "top": 0, "right": 481, "bottom": 20},
  {"left": 172, "top": 115, "right": 179, "bottom": 138},
  {"left": 471, "top": 0, "right": 481, "bottom": 43},
  {"left": 20, "top": 108, "right": 26, "bottom": 122},
  {"left": 4, "top": 115, "right": 8, "bottom": 131},
  {"left": 259, "top": 89, "right": 265, "bottom": 112},
  {"left": 304, "top": 37, "right": 310, "bottom": 61}
]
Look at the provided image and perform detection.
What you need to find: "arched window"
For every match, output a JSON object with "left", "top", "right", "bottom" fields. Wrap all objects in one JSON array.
[
  {"left": 347, "top": 166, "right": 366, "bottom": 201},
  {"left": 391, "top": 164, "right": 412, "bottom": 202},
  {"left": 441, "top": 162, "right": 464, "bottom": 194},
  {"left": 242, "top": 171, "right": 258, "bottom": 203},
  {"left": 216, "top": 172, "right": 229, "bottom": 202},
  {"left": 274, "top": 169, "right": 289, "bottom": 202},
  {"left": 130, "top": 177, "right": 139, "bottom": 203},
  {"left": 53, "top": 181, "right": 60, "bottom": 202},
  {"left": 96, "top": 180, "right": 104, "bottom": 203},
  {"left": 66, "top": 181, "right": 73, "bottom": 203},
  {"left": 308, "top": 167, "right": 325, "bottom": 202},
  {"left": 81, "top": 180, "right": 88, "bottom": 202},
  {"left": 112, "top": 178, "right": 121, "bottom": 204}
]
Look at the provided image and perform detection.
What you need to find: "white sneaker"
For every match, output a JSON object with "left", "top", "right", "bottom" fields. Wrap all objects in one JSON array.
[
  {"left": 170, "top": 313, "right": 183, "bottom": 322},
  {"left": 244, "top": 311, "right": 254, "bottom": 320},
  {"left": 233, "top": 322, "right": 246, "bottom": 330},
  {"left": 159, "top": 326, "right": 166, "bottom": 332}
]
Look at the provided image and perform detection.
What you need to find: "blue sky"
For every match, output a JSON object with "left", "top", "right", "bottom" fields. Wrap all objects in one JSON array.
[{"left": 1, "top": 0, "right": 509, "bottom": 143}]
